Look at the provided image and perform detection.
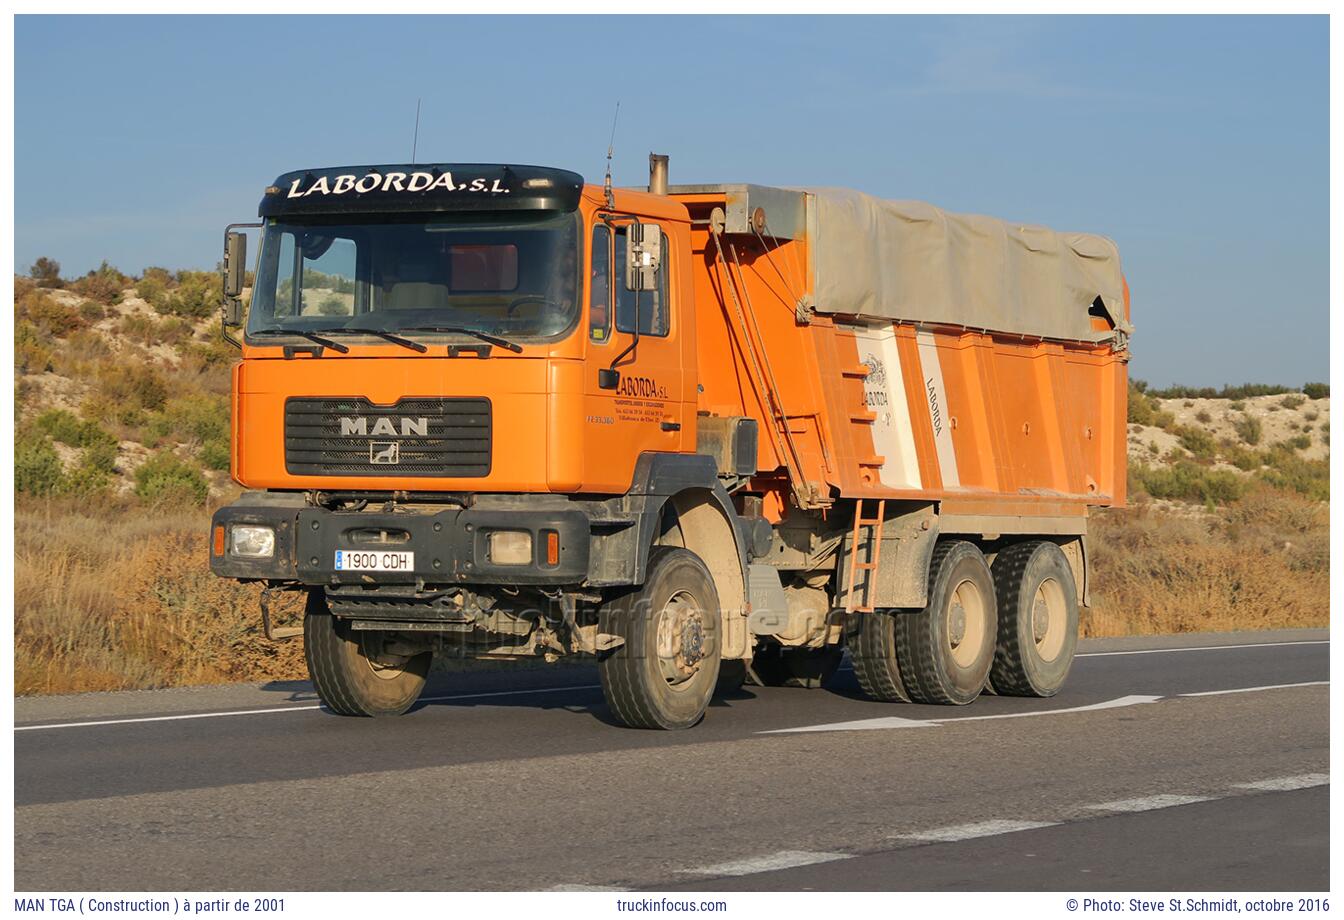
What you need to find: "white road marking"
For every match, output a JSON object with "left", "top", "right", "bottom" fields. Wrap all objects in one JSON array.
[
  {"left": 938, "top": 694, "right": 1162, "bottom": 723},
  {"left": 761, "top": 694, "right": 1161, "bottom": 734},
  {"left": 1180, "top": 681, "right": 1327, "bottom": 697},
  {"left": 1087, "top": 794, "right": 1212, "bottom": 813},
  {"left": 1234, "top": 774, "right": 1329, "bottom": 792},
  {"left": 14, "top": 684, "right": 603, "bottom": 732},
  {"left": 680, "top": 850, "right": 849, "bottom": 877},
  {"left": 546, "top": 884, "right": 627, "bottom": 891},
  {"left": 1077, "top": 640, "right": 1328, "bottom": 658},
  {"left": 896, "top": 820, "right": 1058, "bottom": 843}
]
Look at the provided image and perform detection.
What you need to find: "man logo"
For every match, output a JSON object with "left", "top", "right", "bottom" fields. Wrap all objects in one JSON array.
[
  {"left": 340, "top": 417, "right": 429, "bottom": 437},
  {"left": 370, "top": 442, "right": 400, "bottom": 465}
]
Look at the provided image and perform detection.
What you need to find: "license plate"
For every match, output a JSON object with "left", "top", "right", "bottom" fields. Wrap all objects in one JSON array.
[{"left": 334, "top": 550, "right": 415, "bottom": 572}]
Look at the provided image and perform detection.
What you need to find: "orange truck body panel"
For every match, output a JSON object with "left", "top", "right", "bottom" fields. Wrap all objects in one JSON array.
[{"left": 232, "top": 183, "right": 1128, "bottom": 524}]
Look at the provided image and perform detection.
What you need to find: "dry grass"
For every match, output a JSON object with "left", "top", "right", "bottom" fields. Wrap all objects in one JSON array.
[
  {"left": 15, "top": 499, "right": 305, "bottom": 695},
  {"left": 1084, "top": 486, "right": 1329, "bottom": 637}
]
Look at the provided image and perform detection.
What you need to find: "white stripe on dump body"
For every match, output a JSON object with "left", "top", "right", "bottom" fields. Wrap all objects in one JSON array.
[
  {"left": 914, "top": 328, "right": 960, "bottom": 488},
  {"left": 851, "top": 325, "right": 921, "bottom": 489}
]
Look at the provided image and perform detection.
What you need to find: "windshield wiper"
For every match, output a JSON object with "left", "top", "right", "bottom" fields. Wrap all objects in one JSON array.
[
  {"left": 397, "top": 326, "right": 525, "bottom": 354},
  {"left": 323, "top": 327, "right": 428, "bottom": 353},
  {"left": 250, "top": 327, "right": 350, "bottom": 353}
]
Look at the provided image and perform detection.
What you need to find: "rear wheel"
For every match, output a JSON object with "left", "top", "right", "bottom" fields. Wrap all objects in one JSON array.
[
  {"left": 990, "top": 541, "right": 1079, "bottom": 697},
  {"left": 303, "top": 590, "right": 431, "bottom": 717},
  {"left": 852, "top": 611, "right": 912, "bottom": 702},
  {"left": 895, "top": 540, "right": 997, "bottom": 705},
  {"left": 599, "top": 547, "right": 722, "bottom": 730}
]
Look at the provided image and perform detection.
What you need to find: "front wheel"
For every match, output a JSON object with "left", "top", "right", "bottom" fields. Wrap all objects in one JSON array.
[
  {"left": 304, "top": 590, "right": 431, "bottom": 717},
  {"left": 599, "top": 547, "right": 722, "bottom": 730}
]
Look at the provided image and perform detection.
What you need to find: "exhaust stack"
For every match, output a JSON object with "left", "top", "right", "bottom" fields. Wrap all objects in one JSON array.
[{"left": 648, "top": 153, "right": 669, "bottom": 196}]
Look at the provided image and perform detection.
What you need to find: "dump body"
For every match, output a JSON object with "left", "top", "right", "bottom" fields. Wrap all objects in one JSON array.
[{"left": 672, "top": 184, "right": 1130, "bottom": 524}]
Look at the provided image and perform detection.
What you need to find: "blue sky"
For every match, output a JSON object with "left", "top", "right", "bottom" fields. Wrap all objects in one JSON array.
[{"left": 15, "top": 15, "right": 1328, "bottom": 386}]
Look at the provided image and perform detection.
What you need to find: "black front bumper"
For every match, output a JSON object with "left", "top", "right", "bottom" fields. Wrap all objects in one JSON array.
[{"left": 210, "top": 493, "right": 591, "bottom": 587}]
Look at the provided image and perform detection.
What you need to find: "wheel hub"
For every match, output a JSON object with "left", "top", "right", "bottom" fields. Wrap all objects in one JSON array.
[
  {"left": 948, "top": 602, "right": 967, "bottom": 647},
  {"left": 656, "top": 591, "right": 707, "bottom": 686},
  {"left": 1032, "top": 595, "right": 1052, "bottom": 644}
]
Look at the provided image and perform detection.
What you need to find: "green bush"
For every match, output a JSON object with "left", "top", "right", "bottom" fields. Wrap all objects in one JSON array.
[
  {"left": 1303, "top": 382, "right": 1329, "bottom": 400},
  {"left": 1223, "top": 444, "right": 1265, "bottom": 472},
  {"left": 1280, "top": 394, "right": 1305, "bottom": 410},
  {"left": 144, "top": 394, "right": 230, "bottom": 470},
  {"left": 134, "top": 452, "right": 208, "bottom": 506},
  {"left": 1131, "top": 461, "right": 1245, "bottom": 505},
  {"left": 1195, "top": 410, "right": 1212, "bottom": 424},
  {"left": 199, "top": 439, "right": 231, "bottom": 471},
  {"left": 33, "top": 408, "right": 117, "bottom": 451},
  {"left": 82, "top": 438, "right": 120, "bottom": 474},
  {"left": 1282, "top": 434, "right": 1312, "bottom": 452},
  {"left": 1143, "top": 383, "right": 1293, "bottom": 400},
  {"left": 58, "top": 461, "right": 113, "bottom": 499},
  {"left": 1233, "top": 413, "right": 1262, "bottom": 446},
  {"left": 160, "top": 271, "right": 219, "bottom": 319},
  {"left": 69, "top": 261, "right": 127, "bottom": 305},
  {"left": 1127, "top": 381, "right": 1161, "bottom": 426},
  {"left": 135, "top": 275, "right": 167, "bottom": 310},
  {"left": 1176, "top": 426, "right": 1217, "bottom": 460},
  {"left": 16, "top": 431, "right": 64, "bottom": 496},
  {"left": 1257, "top": 449, "right": 1329, "bottom": 501}
]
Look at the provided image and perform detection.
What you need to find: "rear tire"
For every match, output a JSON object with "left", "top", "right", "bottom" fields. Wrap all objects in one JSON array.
[
  {"left": 753, "top": 644, "right": 844, "bottom": 689},
  {"left": 989, "top": 541, "right": 1079, "bottom": 697},
  {"left": 599, "top": 547, "right": 722, "bottom": 730},
  {"left": 852, "top": 612, "right": 912, "bottom": 703},
  {"left": 303, "top": 590, "right": 431, "bottom": 717},
  {"left": 895, "top": 540, "right": 997, "bottom": 705}
]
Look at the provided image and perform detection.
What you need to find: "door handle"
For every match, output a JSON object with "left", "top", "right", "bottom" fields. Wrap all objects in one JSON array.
[{"left": 660, "top": 420, "right": 681, "bottom": 432}]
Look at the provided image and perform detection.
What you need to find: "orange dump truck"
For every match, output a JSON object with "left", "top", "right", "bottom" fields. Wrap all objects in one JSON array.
[{"left": 210, "top": 155, "right": 1131, "bottom": 729}]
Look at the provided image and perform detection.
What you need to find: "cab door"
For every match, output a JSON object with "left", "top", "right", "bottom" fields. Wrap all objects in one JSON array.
[{"left": 582, "top": 217, "right": 687, "bottom": 492}]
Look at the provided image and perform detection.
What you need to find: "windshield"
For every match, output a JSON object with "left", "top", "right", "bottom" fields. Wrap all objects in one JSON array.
[{"left": 246, "top": 211, "right": 581, "bottom": 342}]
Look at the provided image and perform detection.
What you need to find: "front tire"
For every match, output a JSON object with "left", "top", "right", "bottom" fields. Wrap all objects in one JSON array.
[
  {"left": 599, "top": 547, "right": 722, "bottom": 730},
  {"left": 989, "top": 541, "right": 1079, "bottom": 697},
  {"left": 304, "top": 590, "right": 431, "bottom": 717}
]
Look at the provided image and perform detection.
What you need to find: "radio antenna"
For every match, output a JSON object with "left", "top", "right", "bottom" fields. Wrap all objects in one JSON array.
[
  {"left": 603, "top": 101, "right": 620, "bottom": 210},
  {"left": 411, "top": 98, "right": 422, "bottom": 164}
]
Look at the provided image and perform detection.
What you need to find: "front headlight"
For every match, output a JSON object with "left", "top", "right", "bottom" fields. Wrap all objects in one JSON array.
[
  {"left": 487, "top": 530, "right": 532, "bottom": 565},
  {"left": 230, "top": 524, "right": 276, "bottom": 558}
]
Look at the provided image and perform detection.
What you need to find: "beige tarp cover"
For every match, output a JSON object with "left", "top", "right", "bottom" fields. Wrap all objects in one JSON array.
[{"left": 807, "top": 188, "right": 1131, "bottom": 343}]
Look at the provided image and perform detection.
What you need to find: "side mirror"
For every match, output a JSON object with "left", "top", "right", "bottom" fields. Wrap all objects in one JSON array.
[
  {"left": 624, "top": 221, "right": 661, "bottom": 292},
  {"left": 222, "top": 230, "right": 247, "bottom": 326}
]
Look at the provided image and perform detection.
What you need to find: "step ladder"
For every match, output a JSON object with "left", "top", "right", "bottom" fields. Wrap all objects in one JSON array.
[{"left": 845, "top": 499, "right": 887, "bottom": 613}]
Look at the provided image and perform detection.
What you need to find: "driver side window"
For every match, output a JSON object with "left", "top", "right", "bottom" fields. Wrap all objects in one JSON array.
[{"left": 589, "top": 225, "right": 612, "bottom": 343}]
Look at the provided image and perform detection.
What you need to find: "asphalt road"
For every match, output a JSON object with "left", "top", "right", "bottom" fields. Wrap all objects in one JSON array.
[{"left": 13, "top": 629, "right": 1329, "bottom": 892}]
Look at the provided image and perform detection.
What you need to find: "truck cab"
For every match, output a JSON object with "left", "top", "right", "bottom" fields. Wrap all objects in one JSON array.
[{"left": 211, "top": 162, "right": 748, "bottom": 729}]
